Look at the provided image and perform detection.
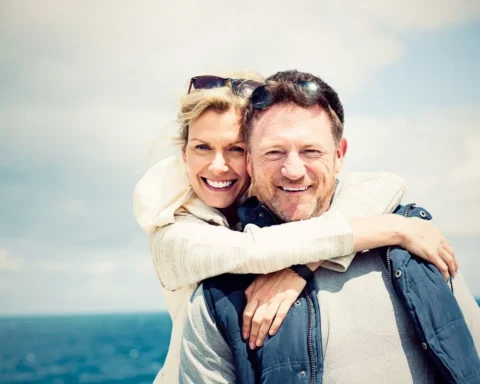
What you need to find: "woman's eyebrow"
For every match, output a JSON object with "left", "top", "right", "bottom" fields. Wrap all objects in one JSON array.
[
  {"left": 229, "top": 140, "right": 246, "bottom": 146},
  {"left": 190, "top": 138, "right": 245, "bottom": 146},
  {"left": 189, "top": 138, "right": 209, "bottom": 144}
]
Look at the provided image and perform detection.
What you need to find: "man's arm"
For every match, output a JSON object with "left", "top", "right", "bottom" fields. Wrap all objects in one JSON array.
[
  {"left": 452, "top": 272, "right": 480, "bottom": 353},
  {"left": 179, "top": 284, "right": 236, "bottom": 384}
]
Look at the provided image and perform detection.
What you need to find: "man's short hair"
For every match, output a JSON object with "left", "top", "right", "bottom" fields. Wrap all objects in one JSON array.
[{"left": 243, "top": 70, "right": 344, "bottom": 147}]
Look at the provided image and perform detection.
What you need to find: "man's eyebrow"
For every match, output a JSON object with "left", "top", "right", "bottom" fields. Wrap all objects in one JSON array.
[
  {"left": 303, "top": 143, "right": 326, "bottom": 150},
  {"left": 258, "top": 143, "right": 284, "bottom": 152}
]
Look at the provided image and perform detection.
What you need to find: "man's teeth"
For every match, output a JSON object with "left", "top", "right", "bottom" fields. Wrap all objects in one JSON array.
[
  {"left": 281, "top": 186, "right": 309, "bottom": 192},
  {"left": 206, "top": 179, "right": 234, "bottom": 189}
]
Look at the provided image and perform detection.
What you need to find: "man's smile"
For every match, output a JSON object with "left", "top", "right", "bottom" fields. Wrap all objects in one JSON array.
[{"left": 277, "top": 185, "right": 312, "bottom": 193}]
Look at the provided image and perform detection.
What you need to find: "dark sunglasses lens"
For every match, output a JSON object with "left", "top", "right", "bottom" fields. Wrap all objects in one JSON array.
[
  {"left": 231, "top": 80, "right": 262, "bottom": 97},
  {"left": 193, "top": 76, "right": 225, "bottom": 90},
  {"left": 252, "top": 86, "right": 273, "bottom": 110},
  {"left": 299, "top": 81, "right": 322, "bottom": 96}
]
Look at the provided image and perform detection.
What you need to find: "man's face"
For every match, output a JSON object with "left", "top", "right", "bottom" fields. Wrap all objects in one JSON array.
[{"left": 247, "top": 103, "right": 347, "bottom": 222}]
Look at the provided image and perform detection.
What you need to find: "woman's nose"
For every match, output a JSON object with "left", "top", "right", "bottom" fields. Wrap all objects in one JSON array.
[{"left": 208, "top": 153, "right": 229, "bottom": 173}]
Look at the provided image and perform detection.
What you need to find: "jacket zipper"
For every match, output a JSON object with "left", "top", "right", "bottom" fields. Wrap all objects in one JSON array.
[
  {"left": 306, "top": 292, "right": 316, "bottom": 383},
  {"left": 386, "top": 205, "right": 412, "bottom": 281}
]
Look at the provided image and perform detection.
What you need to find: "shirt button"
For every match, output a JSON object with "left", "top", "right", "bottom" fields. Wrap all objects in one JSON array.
[
  {"left": 422, "top": 342, "right": 428, "bottom": 350},
  {"left": 395, "top": 270, "right": 402, "bottom": 278},
  {"left": 420, "top": 210, "right": 427, "bottom": 218},
  {"left": 300, "top": 371, "right": 306, "bottom": 377},
  {"left": 258, "top": 212, "right": 264, "bottom": 218},
  {"left": 295, "top": 300, "right": 301, "bottom": 306}
]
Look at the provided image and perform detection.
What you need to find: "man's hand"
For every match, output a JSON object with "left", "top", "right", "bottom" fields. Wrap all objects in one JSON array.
[{"left": 243, "top": 268, "right": 306, "bottom": 349}]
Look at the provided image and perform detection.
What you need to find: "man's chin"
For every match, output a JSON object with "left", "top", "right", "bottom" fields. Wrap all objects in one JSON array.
[{"left": 275, "top": 205, "right": 316, "bottom": 222}]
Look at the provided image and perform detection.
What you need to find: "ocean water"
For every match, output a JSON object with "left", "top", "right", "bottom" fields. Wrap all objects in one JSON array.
[
  {"left": 0, "top": 313, "right": 172, "bottom": 384},
  {"left": 2, "top": 302, "right": 479, "bottom": 383}
]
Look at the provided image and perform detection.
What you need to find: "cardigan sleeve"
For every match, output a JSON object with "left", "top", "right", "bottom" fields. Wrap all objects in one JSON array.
[{"left": 150, "top": 171, "right": 405, "bottom": 291}]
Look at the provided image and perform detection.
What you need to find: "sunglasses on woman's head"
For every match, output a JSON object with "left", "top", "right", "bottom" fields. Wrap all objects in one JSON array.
[{"left": 188, "top": 75, "right": 263, "bottom": 98}]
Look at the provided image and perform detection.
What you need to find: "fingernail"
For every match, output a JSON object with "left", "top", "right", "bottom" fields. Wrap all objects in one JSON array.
[
  {"left": 249, "top": 342, "right": 255, "bottom": 350},
  {"left": 256, "top": 340, "right": 262, "bottom": 347}
]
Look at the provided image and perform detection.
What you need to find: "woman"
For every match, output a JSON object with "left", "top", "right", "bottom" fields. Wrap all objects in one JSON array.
[{"left": 134, "top": 72, "right": 456, "bottom": 383}]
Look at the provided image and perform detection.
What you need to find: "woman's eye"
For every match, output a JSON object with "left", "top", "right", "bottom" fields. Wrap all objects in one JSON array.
[
  {"left": 229, "top": 146, "right": 245, "bottom": 153},
  {"left": 195, "top": 144, "right": 211, "bottom": 151}
]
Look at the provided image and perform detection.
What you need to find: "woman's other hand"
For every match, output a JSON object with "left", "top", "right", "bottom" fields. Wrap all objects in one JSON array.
[
  {"left": 398, "top": 216, "right": 458, "bottom": 280},
  {"left": 242, "top": 269, "right": 306, "bottom": 349}
]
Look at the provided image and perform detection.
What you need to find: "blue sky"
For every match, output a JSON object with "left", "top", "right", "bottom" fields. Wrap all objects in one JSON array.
[{"left": 0, "top": 1, "right": 479, "bottom": 314}]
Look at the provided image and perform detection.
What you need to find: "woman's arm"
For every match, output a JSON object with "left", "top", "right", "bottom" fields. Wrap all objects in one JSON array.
[{"left": 150, "top": 171, "right": 405, "bottom": 291}]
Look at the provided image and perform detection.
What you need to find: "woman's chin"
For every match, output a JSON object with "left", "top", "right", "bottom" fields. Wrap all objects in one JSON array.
[{"left": 200, "top": 195, "right": 236, "bottom": 210}]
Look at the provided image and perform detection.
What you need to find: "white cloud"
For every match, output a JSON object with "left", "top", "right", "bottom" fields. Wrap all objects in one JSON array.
[
  {"left": 344, "top": 104, "right": 480, "bottom": 235},
  {"left": 1, "top": 1, "right": 479, "bottom": 314},
  {"left": 0, "top": 249, "right": 22, "bottom": 271},
  {"left": 348, "top": 0, "right": 480, "bottom": 31},
  {"left": 2, "top": 0, "right": 478, "bottom": 175}
]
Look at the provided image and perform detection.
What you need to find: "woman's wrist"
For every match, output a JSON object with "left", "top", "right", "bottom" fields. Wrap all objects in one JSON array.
[{"left": 350, "top": 214, "right": 408, "bottom": 252}]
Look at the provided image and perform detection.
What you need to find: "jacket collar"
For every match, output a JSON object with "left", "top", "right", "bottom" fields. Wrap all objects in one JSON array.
[{"left": 237, "top": 196, "right": 283, "bottom": 229}]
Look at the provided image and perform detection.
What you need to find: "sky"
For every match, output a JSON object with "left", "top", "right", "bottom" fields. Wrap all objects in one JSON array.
[{"left": 0, "top": 0, "right": 479, "bottom": 314}]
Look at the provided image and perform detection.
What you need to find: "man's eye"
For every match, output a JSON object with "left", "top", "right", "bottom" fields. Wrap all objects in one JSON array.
[
  {"left": 303, "top": 149, "right": 322, "bottom": 157},
  {"left": 265, "top": 150, "right": 285, "bottom": 159},
  {"left": 195, "top": 144, "right": 211, "bottom": 151}
]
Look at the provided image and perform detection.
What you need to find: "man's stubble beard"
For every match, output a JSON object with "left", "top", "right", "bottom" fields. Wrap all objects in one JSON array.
[{"left": 250, "top": 163, "right": 337, "bottom": 223}]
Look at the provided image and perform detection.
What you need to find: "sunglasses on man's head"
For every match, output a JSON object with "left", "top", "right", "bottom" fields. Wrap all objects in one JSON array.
[
  {"left": 251, "top": 80, "right": 344, "bottom": 124},
  {"left": 251, "top": 81, "right": 324, "bottom": 110},
  {"left": 188, "top": 75, "right": 262, "bottom": 98}
]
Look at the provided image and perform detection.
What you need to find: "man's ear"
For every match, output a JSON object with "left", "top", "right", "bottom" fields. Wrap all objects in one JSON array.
[
  {"left": 335, "top": 138, "right": 348, "bottom": 174},
  {"left": 246, "top": 151, "right": 253, "bottom": 177}
]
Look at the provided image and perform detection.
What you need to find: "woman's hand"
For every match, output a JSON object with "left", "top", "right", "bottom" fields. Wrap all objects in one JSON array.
[
  {"left": 243, "top": 269, "right": 306, "bottom": 349},
  {"left": 350, "top": 214, "right": 458, "bottom": 280},
  {"left": 398, "top": 216, "right": 458, "bottom": 280}
]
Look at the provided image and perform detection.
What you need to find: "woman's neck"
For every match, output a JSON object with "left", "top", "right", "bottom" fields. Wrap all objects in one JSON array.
[{"left": 219, "top": 204, "right": 239, "bottom": 228}]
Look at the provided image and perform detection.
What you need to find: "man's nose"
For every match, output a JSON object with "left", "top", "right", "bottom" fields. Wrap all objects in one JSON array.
[
  {"left": 208, "top": 153, "right": 229, "bottom": 174},
  {"left": 281, "top": 152, "right": 306, "bottom": 180}
]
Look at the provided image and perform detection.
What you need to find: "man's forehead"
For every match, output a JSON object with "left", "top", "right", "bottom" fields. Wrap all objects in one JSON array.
[{"left": 252, "top": 103, "right": 332, "bottom": 140}]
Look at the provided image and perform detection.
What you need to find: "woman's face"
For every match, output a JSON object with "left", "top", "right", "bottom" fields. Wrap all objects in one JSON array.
[{"left": 183, "top": 107, "right": 250, "bottom": 209}]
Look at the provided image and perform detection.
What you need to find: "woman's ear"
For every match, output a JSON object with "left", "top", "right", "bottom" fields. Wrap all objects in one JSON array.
[{"left": 182, "top": 147, "right": 187, "bottom": 163}]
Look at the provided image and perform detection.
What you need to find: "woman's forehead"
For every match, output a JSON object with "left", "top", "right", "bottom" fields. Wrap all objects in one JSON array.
[{"left": 189, "top": 109, "right": 244, "bottom": 143}]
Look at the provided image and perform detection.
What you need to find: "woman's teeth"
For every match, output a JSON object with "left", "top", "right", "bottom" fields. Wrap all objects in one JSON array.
[{"left": 205, "top": 179, "right": 234, "bottom": 189}]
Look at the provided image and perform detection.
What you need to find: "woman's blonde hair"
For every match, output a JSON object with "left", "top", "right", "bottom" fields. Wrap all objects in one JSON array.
[{"left": 177, "top": 71, "right": 265, "bottom": 149}]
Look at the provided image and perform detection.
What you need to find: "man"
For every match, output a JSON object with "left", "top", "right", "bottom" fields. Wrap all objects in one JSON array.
[{"left": 179, "top": 70, "right": 480, "bottom": 383}]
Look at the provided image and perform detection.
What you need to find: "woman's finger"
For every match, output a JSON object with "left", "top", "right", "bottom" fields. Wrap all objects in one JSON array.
[
  {"left": 268, "top": 299, "right": 293, "bottom": 337},
  {"left": 443, "top": 241, "right": 459, "bottom": 272},
  {"left": 249, "top": 302, "right": 268, "bottom": 349},
  {"left": 255, "top": 298, "right": 285, "bottom": 347},
  {"left": 242, "top": 297, "right": 259, "bottom": 340},
  {"left": 439, "top": 246, "right": 456, "bottom": 279},
  {"left": 430, "top": 251, "right": 450, "bottom": 281},
  {"left": 245, "top": 281, "right": 255, "bottom": 300}
]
